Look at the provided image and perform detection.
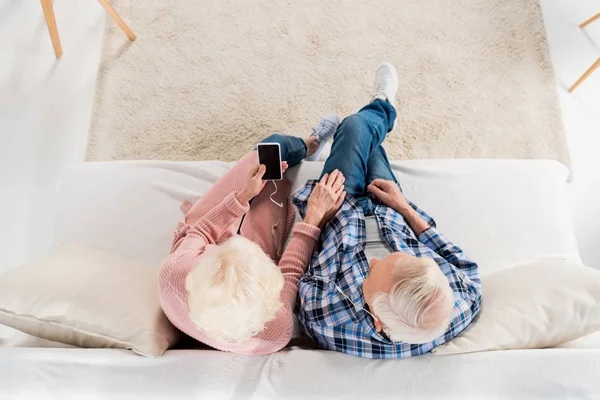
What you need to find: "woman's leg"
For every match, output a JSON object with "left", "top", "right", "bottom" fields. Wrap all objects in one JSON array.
[
  {"left": 180, "top": 133, "right": 309, "bottom": 226},
  {"left": 259, "top": 134, "right": 308, "bottom": 168},
  {"left": 259, "top": 114, "right": 340, "bottom": 167},
  {"left": 321, "top": 100, "right": 396, "bottom": 197}
]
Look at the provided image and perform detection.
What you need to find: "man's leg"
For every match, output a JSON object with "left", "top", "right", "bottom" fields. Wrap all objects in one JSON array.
[
  {"left": 321, "top": 62, "right": 399, "bottom": 198},
  {"left": 321, "top": 100, "right": 396, "bottom": 197},
  {"left": 365, "top": 145, "right": 399, "bottom": 186}
]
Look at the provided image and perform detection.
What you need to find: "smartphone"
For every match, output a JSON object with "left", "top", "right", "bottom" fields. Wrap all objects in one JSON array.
[{"left": 257, "top": 143, "right": 282, "bottom": 181}]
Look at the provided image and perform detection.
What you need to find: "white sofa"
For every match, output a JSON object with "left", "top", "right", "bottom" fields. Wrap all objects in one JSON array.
[{"left": 2, "top": 158, "right": 599, "bottom": 399}]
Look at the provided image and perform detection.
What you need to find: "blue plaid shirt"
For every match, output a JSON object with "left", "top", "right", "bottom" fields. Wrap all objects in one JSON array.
[{"left": 293, "top": 180, "right": 482, "bottom": 359}]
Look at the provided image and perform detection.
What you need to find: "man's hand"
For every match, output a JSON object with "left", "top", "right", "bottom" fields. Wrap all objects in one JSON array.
[
  {"left": 367, "top": 178, "right": 430, "bottom": 235},
  {"left": 367, "top": 179, "right": 411, "bottom": 214},
  {"left": 305, "top": 170, "right": 346, "bottom": 228},
  {"left": 236, "top": 162, "right": 289, "bottom": 204}
]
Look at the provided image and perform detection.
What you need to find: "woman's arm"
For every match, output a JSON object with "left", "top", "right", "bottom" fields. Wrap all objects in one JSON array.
[
  {"left": 248, "top": 171, "right": 346, "bottom": 353},
  {"left": 250, "top": 221, "right": 321, "bottom": 353},
  {"left": 171, "top": 161, "right": 281, "bottom": 253},
  {"left": 171, "top": 192, "right": 250, "bottom": 253}
]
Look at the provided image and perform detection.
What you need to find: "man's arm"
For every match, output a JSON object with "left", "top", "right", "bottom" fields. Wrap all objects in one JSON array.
[
  {"left": 399, "top": 208, "right": 430, "bottom": 236},
  {"left": 367, "top": 179, "right": 479, "bottom": 280},
  {"left": 395, "top": 199, "right": 478, "bottom": 279},
  {"left": 368, "top": 179, "right": 481, "bottom": 340},
  {"left": 396, "top": 198, "right": 479, "bottom": 281},
  {"left": 398, "top": 203, "right": 478, "bottom": 282},
  {"left": 367, "top": 179, "right": 431, "bottom": 234}
]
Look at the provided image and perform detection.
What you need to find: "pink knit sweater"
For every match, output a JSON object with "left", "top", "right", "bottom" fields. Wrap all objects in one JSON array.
[{"left": 158, "top": 152, "right": 320, "bottom": 355}]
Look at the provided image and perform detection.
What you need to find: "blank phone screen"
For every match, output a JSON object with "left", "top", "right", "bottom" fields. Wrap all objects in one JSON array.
[{"left": 257, "top": 144, "right": 282, "bottom": 180}]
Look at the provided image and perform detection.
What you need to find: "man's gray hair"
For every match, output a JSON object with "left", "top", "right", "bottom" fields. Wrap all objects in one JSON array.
[{"left": 372, "top": 256, "right": 454, "bottom": 344}]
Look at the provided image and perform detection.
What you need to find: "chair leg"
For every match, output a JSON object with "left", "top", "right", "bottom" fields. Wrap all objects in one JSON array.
[
  {"left": 580, "top": 12, "right": 600, "bottom": 29},
  {"left": 96, "top": 0, "right": 136, "bottom": 41},
  {"left": 40, "top": 0, "right": 62, "bottom": 59},
  {"left": 569, "top": 58, "right": 600, "bottom": 93}
]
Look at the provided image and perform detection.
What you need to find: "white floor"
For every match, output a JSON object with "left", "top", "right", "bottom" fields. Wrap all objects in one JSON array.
[{"left": 0, "top": 0, "right": 599, "bottom": 270}]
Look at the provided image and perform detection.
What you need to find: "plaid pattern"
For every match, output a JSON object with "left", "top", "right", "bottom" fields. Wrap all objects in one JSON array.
[{"left": 293, "top": 180, "right": 482, "bottom": 359}]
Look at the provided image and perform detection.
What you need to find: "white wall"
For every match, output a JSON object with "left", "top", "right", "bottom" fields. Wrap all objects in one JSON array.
[
  {"left": 0, "top": 0, "right": 105, "bottom": 270},
  {"left": 541, "top": 0, "right": 600, "bottom": 266}
]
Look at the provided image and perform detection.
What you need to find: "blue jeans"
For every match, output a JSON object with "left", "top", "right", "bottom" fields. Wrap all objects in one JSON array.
[
  {"left": 258, "top": 134, "right": 307, "bottom": 167},
  {"left": 259, "top": 100, "right": 397, "bottom": 215},
  {"left": 321, "top": 100, "right": 398, "bottom": 215}
]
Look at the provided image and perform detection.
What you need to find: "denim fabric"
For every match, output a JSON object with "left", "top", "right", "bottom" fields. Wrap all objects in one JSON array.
[
  {"left": 320, "top": 100, "right": 397, "bottom": 215},
  {"left": 259, "top": 134, "right": 307, "bottom": 167}
]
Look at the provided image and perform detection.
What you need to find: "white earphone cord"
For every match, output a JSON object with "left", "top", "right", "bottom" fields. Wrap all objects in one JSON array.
[
  {"left": 269, "top": 181, "right": 283, "bottom": 208},
  {"left": 269, "top": 181, "right": 284, "bottom": 257},
  {"left": 271, "top": 182, "right": 377, "bottom": 323}
]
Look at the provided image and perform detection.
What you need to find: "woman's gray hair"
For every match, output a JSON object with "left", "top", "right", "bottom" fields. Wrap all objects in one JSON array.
[{"left": 185, "top": 236, "right": 284, "bottom": 342}]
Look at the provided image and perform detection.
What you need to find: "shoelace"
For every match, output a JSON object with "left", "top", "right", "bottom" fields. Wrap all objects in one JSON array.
[
  {"left": 374, "top": 76, "right": 391, "bottom": 98},
  {"left": 313, "top": 120, "right": 336, "bottom": 142}
]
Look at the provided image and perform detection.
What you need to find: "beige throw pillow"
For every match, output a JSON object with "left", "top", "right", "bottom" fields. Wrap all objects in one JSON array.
[
  {"left": 554, "top": 332, "right": 600, "bottom": 349},
  {"left": 0, "top": 244, "right": 179, "bottom": 356},
  {"left": 433, "top": 259, "right": 600, "bottom": 355}
]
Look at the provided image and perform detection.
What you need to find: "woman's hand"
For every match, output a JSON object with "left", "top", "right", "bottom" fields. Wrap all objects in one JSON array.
[
  {"left": 367, "top": 178, "right": 410, "bottom": 215},
  {"left": 305, "top": 169, "right": 346, "bottom": 228},
  {"left": 237, "top": 162, "right": 288, "bottom": 204}
]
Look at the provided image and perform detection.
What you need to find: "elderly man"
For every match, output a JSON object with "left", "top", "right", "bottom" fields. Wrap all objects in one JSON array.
[{"left": 293, "top": 62, "right": 482, "bottom": 359}]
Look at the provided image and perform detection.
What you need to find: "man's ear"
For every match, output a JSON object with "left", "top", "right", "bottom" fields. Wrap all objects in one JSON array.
[{"left": 374, "top": 317, "right": 384, "bottom": 333}]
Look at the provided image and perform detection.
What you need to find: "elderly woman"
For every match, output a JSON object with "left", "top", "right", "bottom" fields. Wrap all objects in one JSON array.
[{"left": 158, "top": 115, "right": 345, "bottom": 355}]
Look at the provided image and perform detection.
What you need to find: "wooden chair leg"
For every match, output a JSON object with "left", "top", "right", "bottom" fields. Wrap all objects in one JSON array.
[
  {"left": 580, "top": 12, "right": 600, "bottom": 29},
  {"left": 40, "top": 0, "right": 62, "bottom": 59},
  {"left": 569, "top": 58, "right": 600, "bottom": 93},
  {"left": 96, "top": 0, "right": 136, "bottom": 41}
]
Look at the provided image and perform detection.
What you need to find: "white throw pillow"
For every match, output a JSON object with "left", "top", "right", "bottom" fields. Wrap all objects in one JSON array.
[
  {"left": 0, "top": 244, "right": 179, "bottom": 356},
  {"left": 433, "top": 259, "right": 600, "bottom": 355}
]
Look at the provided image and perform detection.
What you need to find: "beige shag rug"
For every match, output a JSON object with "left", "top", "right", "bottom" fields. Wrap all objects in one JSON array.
[{"left": 88, "top": 0, "right": 568, "bottom": 165}]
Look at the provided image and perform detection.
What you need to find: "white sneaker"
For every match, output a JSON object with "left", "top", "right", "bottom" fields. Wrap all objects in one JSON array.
[
  {"left": 371, "top": 62, "right": 398, "bottom": 109},
  {"left": 315, "top": 141, "right": 332, "bottom": 161},
  {"left": 305, "top": 113, "right": 340, "bottom": 161}
]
